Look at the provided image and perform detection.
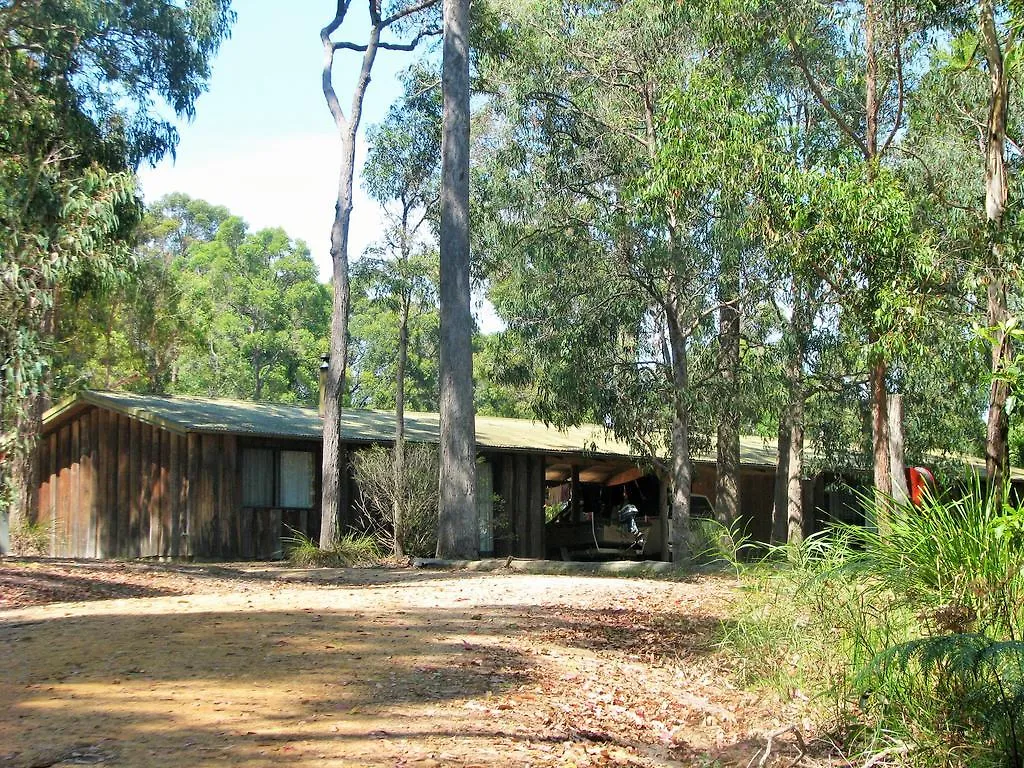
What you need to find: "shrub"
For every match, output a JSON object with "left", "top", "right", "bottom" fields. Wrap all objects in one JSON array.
[
  {"left": 283, "top": 528, "right": 380, "bottom": 568},
  {"left": 723, "top": 487, "right": 1024, "bottom": 767},
  {"left": 351, "top": 443, "right": 439, "bottom": 558}
]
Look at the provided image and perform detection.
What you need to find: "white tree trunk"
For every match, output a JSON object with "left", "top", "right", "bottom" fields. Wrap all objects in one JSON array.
[{"left": 980, "top": 0, "right": 1011, "bottom": 493}]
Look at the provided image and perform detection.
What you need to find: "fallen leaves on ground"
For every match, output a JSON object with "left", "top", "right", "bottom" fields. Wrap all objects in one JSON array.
[{"left": 0, "top": 560, "right": 825, "bottom": 767}]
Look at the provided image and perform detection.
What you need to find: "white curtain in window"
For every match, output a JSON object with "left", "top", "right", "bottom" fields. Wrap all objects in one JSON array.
[
  {"left": 279, "top": 451, "right": 314, "bottom": 509},
  {"left": 242, "top": 449, "right": 274, "bottom": 507}
]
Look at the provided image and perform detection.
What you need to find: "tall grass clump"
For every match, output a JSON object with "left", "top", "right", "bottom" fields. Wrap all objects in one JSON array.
[
  {"left": 723, "top": 483, "right": 1024, "bottom": 767},
  {"left": 283, "top": 528, "right": 381, "bottom": 567}
]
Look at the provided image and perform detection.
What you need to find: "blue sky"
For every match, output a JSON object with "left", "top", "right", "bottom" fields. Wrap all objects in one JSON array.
[{"left": 139, "top": 1, "right": 419, "bottom": 280}]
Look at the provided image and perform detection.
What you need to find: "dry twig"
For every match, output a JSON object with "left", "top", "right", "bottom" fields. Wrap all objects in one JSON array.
[{"left": 749, "top": 724, "right": 808, "bottom": 768}]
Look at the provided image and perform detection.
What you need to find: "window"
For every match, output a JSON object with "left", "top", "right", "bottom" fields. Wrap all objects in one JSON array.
[
  {"left": 279, "top": 451, "right": 314, "bottom": 509},
  {"left": 242, "top": 449, "right": 274, "bottom": 507},
  {"left": 241, "top": 448, "right": 315, "bottom": 509}
]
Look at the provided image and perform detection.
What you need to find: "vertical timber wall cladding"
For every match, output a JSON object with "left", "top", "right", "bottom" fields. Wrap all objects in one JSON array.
[
  {"left": 35, "top": 407, "right": 196, "bottom": 559},
  {"left": 184, "top": 432, "right": 239, "bottom": 559},
  {"left": 491, "top": 452, "right": 546, "bottom": 558}
]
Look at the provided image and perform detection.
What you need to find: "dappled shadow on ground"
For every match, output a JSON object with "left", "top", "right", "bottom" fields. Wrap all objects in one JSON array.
[
  {"left": 0, "top": 565, "right": 183, "bottom": 608},
  {"left": 510, "top": 605, "right": 727, "bottom": 662},
  {"left": 0, "top": 568, "right": 763, "bottom": 767},
  {"left": 0, "top": 603, "right": 541, "bottom": 767}
]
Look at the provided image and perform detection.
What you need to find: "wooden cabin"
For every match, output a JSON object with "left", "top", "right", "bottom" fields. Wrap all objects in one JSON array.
[
  {"left": 26, "top": 390, "right": 643, "bottom": 560},
  {"left": 19, "top": 389, "right": 1015, "bottom": 561}
]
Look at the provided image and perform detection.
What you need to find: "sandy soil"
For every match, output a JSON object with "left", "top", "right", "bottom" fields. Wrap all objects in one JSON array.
[{"left": 0, "top": 560, "right": 802, "bottom": 767}]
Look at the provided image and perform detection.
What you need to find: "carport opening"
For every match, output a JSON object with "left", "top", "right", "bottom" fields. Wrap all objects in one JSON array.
[{"left": 543, "top": 459, "right": 664, "bottom": 561}]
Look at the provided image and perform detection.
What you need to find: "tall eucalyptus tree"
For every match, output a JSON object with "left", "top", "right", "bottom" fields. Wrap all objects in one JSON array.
[
  {"left": 475, "top": 0, "right": 770, "bottom": 564},
  {"left": 361, "top": 67, "right": 442, "bottom": 557},
  {"left": 436, "top": 0, "right": 477, "bottom": 560},
  {"left": 0, "top": 0, "right": 234, "bottom": 542},
  {"left": 317, "top": 0, "right": 441, "bottom": 548}
]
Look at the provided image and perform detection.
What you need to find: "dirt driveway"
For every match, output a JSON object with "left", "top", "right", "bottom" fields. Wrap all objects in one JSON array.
[{"left": 0, "top": 560, "right": 792, "bottom": 767}]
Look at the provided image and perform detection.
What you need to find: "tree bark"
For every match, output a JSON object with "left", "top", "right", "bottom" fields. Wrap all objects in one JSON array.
[
  {"left": 436, "top": 0, "right": 477, "bottom": 559},
  {"left": 319, "top": 7, "right": 382, "bottom": 548},
  {"left": 787, "top": 294, "right": 810, "bottom": 544},
  {"left": 393, "top": 296, "right": 409, "bottom": 558},
  {"left": 666, "top": 293, "right": 692, "bottom": 567},
  {"left": 888, "top": 393, "right": 908, "bottom": 506},
  {"left": 980, "top": 0, "right": 1011, "bottom": 494},
  {"left": 772, "top": 412, "right": 791, "bottom": 544},
  {"left": 715, "top": 251, "right": 740, "bottom": 529},
  {"left": 870, "top": 357, "right": 892, "bottom": 532},
  {"left": 320, "top": 123, "right": 358, "bottom": 547},
  {"left": 787, "top": 393, "right": 805, "bottom": 545}
]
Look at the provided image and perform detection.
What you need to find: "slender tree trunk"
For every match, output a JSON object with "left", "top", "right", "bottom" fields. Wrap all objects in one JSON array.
[
  {"left": 888, "top": 393, "right": 908, "bottom": 506},
  {"left": 715, "top": 249, "right": 740, "bottom": 529},
  {"left": 864, "top": 0, "right": 878, "bottom": 161},
  {"left": 393, "top": 296, "right": 409, "bottom": 558},
  {"left": 320, "top": 147, "right": 355, "bottom": 547},
  {"left": 772, "top": 412, "right": 791, "bottom": 544},
  {"left": 318, "top": 6, "right": 386, "bottom": 548},
  {"left": 862, "top": 0, "right": 899, "bottom": 522},
  {"left": 787, "top": 390, "right": 805, "bottom": 545},
  {"left": 870, "top": 358, "right": 892, "bottom": 529},
  {"left": 980, "top": 0, "right": 1011, "bottom": 494},
  {"left": 666, "top": 294, "right": 692, "bottom": 567},
  {"left": 786, "top": 294, "right": 810, "bottom": 543},
  {"left": 436, "top": 0, "right": 477, "bottom": 559}
]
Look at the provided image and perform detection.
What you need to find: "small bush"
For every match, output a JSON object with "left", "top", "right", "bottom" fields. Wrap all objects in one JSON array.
[
  {"left": 283, "top": 528, "right": 380, "bottom": 567},
  {"left": 352, "top": 443, "right": 439, "bottom": 558},
  {"left": 688, "top": 517, "right": 752, "bottom": 569}
]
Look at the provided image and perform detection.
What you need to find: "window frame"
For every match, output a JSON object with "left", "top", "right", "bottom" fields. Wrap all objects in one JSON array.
[{"left": 239, "top": 440, "right": 319, "bottom": 511}]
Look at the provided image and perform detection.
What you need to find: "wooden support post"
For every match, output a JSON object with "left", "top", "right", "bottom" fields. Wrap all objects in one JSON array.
[
  {"left": 528, "top": 456, "right": 545, "bottom": 558},
  {"left": 571, "top": 465, "right": 581, "bottom": 524}
]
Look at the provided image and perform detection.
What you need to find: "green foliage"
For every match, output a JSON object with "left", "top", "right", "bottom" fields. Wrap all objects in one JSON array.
[
  {"left": 363, "top": 64, "right": 442, "bottom": 212},
  {"left": 688, "top": 517, "right": 752, "bottom": 570},
  {"left": 283, "top": 528, "right": 381, "bottom": 568},
  {"left": 0, "top": 0, "right": 233, "bottom": 525},
  {"left": 348, "top": 255, "right": 439, "bottom": 410},
  {"left": 351, "top": 444, "right": 439, "bottom": 558},
  {"left": 49, "top": 195, "right": 331, "bottom": 406},
  {"left": 724, "top": 489, "right": 1024, "bottom": 766},
  {"left": 174, "top": 215, "right": 329, "bottom": 403}
]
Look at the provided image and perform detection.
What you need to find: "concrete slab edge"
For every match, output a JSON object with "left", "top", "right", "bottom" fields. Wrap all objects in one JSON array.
[{"left": 412, "top": 557, "right": 682, "bottom": 577}]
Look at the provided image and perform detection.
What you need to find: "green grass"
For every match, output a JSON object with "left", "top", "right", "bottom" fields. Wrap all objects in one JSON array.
[
  {"left": 282, "top": 528, "right": 381, "bottom": 568},
  {"left": 720, "top": 487, "right": 1024, "bottom": 767}
]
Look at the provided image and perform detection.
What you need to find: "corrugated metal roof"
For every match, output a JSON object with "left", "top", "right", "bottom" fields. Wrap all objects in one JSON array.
[
  {"left": 42, "top": 390, "right": 1020, "bottom": 478},
  {"left": 42, "top": 390, "right": 653, "bottom": 459}
]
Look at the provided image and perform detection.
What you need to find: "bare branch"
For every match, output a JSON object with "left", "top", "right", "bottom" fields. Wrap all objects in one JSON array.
[
  {"left": 383, "top": 0, "right": 441, "bottom": 27},
  {"left": 788, "top": 33, "right": 869, "bottom": 159},
  {"left": 333, "top": 26, "right": 441, "bottom": 53},
  {"left": 879, "top": 41, "right": 904, "bottom": 157},
  {"left": 320, "top": 0, "right": 353, "bottom": 131}
]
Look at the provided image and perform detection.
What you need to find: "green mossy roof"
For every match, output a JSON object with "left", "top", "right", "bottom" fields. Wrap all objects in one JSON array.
[{"left": 43, "top": 390, "right": 1018, "bottom": 478}]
